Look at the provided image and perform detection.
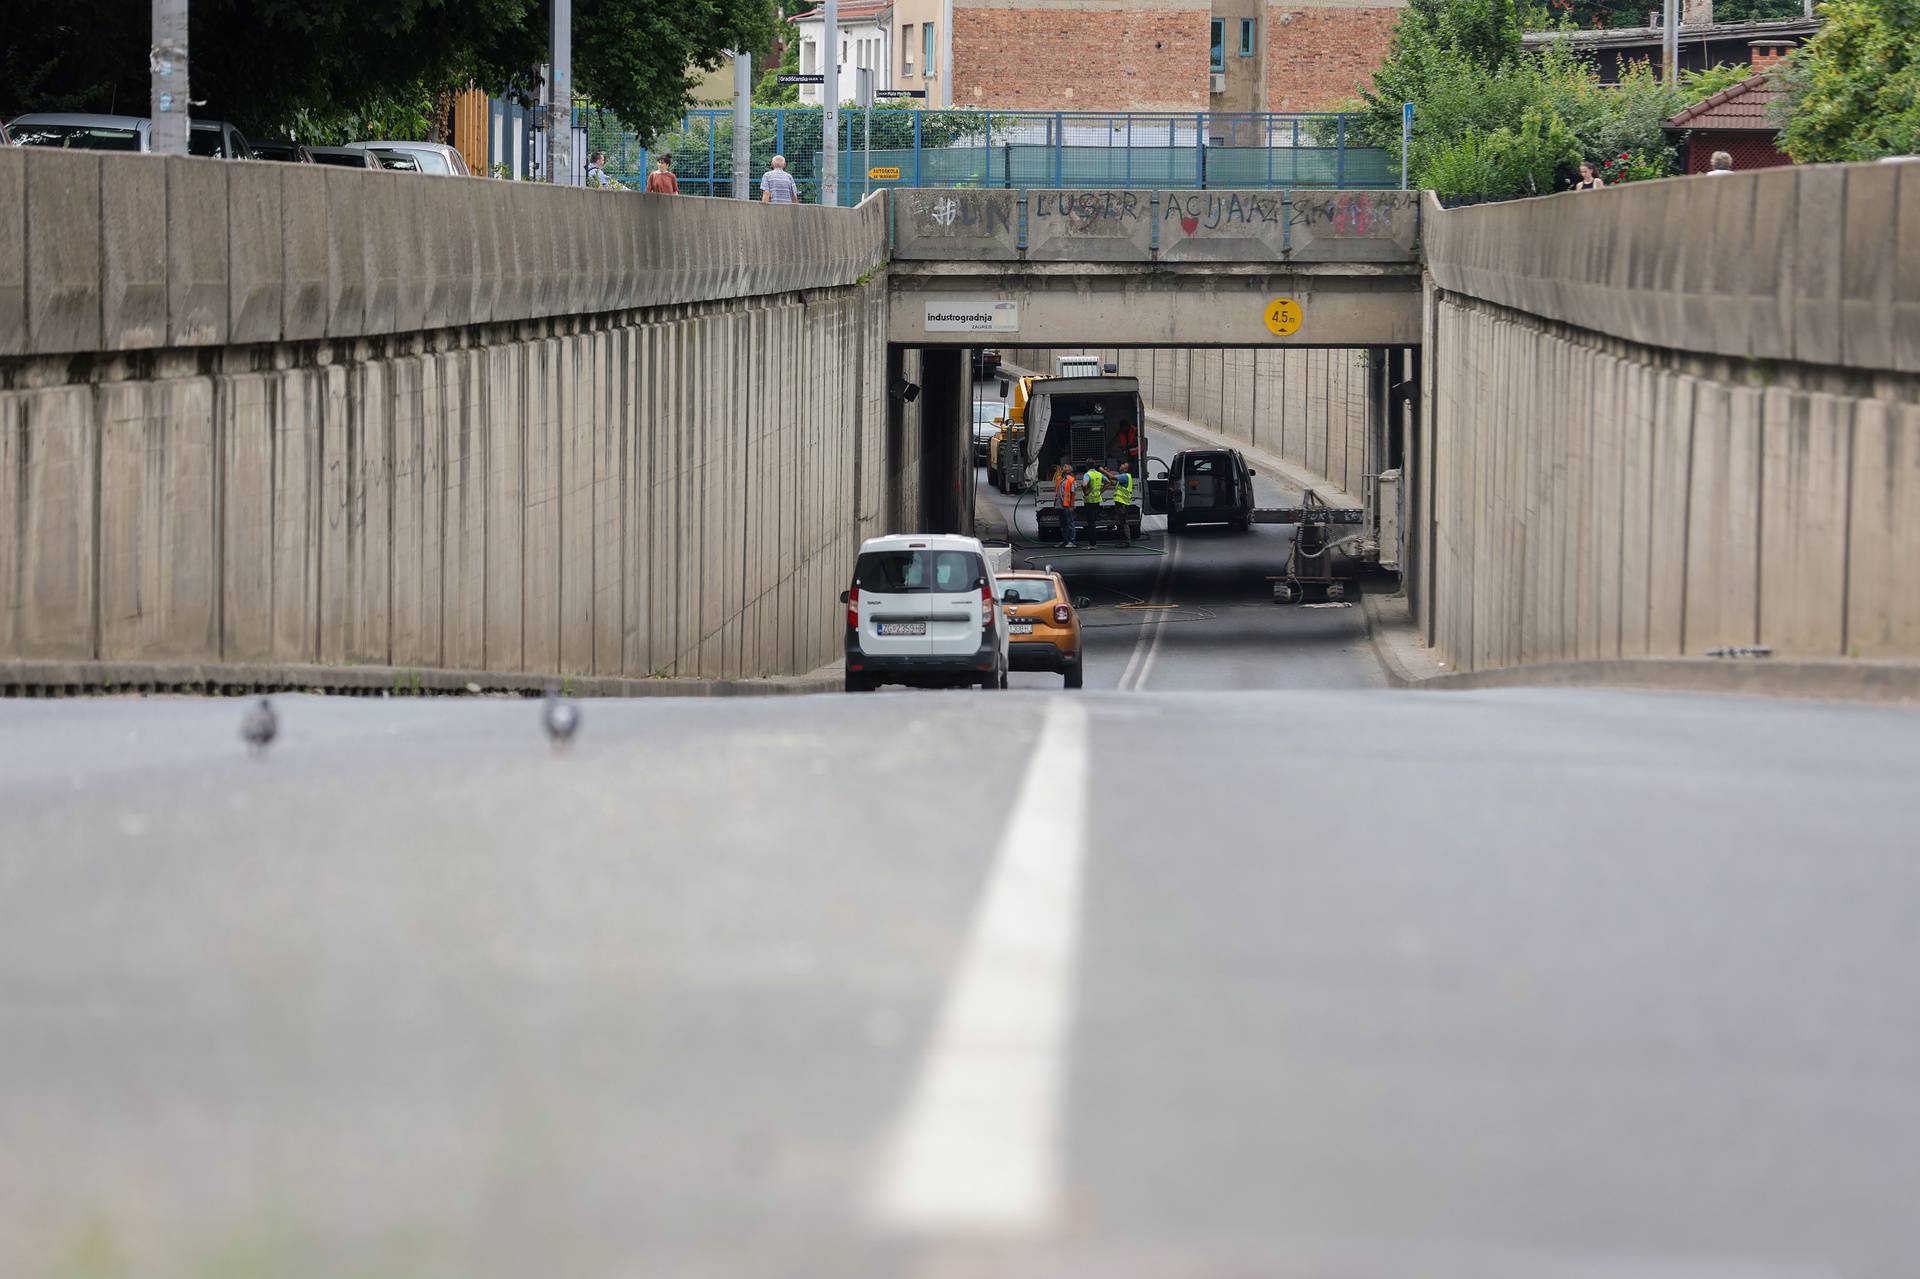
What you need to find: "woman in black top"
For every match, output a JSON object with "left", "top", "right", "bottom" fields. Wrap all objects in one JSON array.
[{"left": 1574, "top": 161, "right": 1605, "bottom": 191}]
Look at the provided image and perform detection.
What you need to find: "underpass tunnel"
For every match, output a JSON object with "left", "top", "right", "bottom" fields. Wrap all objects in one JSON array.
[{"left": 955, "top": 341, "right": 1423, "bottom": 690}]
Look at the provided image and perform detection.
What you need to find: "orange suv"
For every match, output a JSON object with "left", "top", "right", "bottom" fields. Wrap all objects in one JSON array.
[{"left": 997, "top": 571, "right": 1085, "bottom": 688}]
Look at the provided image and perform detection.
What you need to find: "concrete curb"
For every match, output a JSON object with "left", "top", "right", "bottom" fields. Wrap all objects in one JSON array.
[
  {"left": 0, "top": 660, "right": 844, "bottom": 700},
  {"left": 1358, "top": 594, "right": 1920, "bottom": 704}
]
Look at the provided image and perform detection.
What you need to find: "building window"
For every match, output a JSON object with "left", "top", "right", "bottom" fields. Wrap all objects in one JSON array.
[
  {"left": 1209, "top": 19, "right": 1224, "bottom": 72},
  {"left": 1240, "top": 18, "right": 1255, "bottom": 55},
  {"left": 924, "top": 23, "right": 936, "bottom": 77},
  {"left": 902, "top": 24, "right": 914, "bottom": 73}
]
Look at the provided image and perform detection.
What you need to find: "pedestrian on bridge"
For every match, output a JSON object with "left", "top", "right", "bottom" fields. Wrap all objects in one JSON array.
[
  {"left": 646, "top": 155, "right": 680, "bottom": 194},
  {"left": 761, "top": 155, "right": 799, "bottom": 204},
  {"left": 587, "top": 151, "right": 615, "bottom": 189}
]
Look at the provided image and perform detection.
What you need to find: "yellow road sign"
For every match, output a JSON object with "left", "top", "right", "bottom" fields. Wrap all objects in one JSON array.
[
  {"left": 1263, "top": 297, "right": 1304, "bottom": 337},
  {"left": 868, "top": 166, "right": 902, "bottom": 181}
]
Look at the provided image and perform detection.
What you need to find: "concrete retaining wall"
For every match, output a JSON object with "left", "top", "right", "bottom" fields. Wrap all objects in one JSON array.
[
  {"left": 2, "top": 289, "right": 911, "bottom": 680},
  {"left": 1007, "top": 345, "right": 1371, "bottom": 495},
  {"left": 1, "top": 149, "right": 908, "bottom": 684},
  {"left": 0, "top": 147, "right": 888, "bottom": 356},
  {"left": 1420, "top": 166, "right": 1920, "bottom": 670}
]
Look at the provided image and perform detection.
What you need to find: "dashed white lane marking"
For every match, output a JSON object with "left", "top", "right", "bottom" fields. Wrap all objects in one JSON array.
[
  {"left": 868, "top": 697, "right": 1090, "bottom": 1234},
  {"left": 1119, "top": 531, "right": 1178, "bottom": 692}
]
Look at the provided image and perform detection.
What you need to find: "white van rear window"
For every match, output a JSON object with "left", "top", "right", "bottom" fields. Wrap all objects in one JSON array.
[{"left": 855, "top": 550, "right": 982, "bottom": 593}]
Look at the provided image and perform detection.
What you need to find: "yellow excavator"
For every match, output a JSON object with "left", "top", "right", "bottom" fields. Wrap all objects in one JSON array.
[{"left": 986, "top": 376, "right": 1037, "bottom": 494}]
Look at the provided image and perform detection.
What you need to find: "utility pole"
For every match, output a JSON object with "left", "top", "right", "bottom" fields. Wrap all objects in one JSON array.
[
  {"left": 1661, "top": 0, "right": 1679, "bottom": 84},
  {"left": 150, "top": 0, "right": 189, "bottom": 156},
  {"left": 822, "top": 0, "right": 840, "bottom": 205},
  {"left": 732, "top": 52, "right": 753, "bottom": 198},
  {"left": 551, "top": 0, "right": 576, "bottom": 184},
  {"left": 857, "top": 67, "right": 874, "bottom": 200}
]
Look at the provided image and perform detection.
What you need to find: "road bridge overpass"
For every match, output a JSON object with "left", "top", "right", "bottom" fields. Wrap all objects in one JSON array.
[{"left": 886, "top": 187, "right": 1422, "bottom": 348}]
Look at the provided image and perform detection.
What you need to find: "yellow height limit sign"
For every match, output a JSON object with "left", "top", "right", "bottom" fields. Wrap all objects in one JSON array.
[
  {"left": 868, "top": 165, "right": 902, "bottom": 181},
  {"left": 1263, "top": 297, "right": 1304, "bottom": 337}
]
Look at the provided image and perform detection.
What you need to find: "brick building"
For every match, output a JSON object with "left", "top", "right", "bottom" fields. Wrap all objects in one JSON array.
[
  {"left": 1662, "top": 40, "right": 1796, "bottom": 175},
  {"left": 944, "top": 0, "right": 1403, "bottom": 113}
]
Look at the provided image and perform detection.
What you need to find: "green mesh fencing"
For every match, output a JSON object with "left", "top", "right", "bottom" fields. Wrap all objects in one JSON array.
[{"left": 581, "top": 106, "right": 1396, "bottom": 199}]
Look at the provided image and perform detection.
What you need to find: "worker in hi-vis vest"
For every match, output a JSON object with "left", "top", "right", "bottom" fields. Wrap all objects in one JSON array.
[
  {"left": 1115, "top": 464, "right": 1136, "bottom": 507},
  {"left": 1054, "top": 465, "right": 1078, "bottom": 547}
]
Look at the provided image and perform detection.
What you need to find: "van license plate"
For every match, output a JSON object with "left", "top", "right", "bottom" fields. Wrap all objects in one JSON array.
[
  {"left": 1010, "top": 623, "right": 1034, "bottom": 635},
  {"left": 875, "top": 621, "right": 926, "bottom": 636}
]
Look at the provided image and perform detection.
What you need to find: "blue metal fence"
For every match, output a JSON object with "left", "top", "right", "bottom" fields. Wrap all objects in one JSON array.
[{"left": 577, "top": 107, "right": 1395, "bottom": 201}]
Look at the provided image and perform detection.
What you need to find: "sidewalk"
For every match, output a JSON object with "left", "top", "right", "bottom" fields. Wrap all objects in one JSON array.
[
  {"left": 1359, "top": 594, "right": 1920, "bottom": 703},
  {"left": 0, "top": 659, "right": 844, "bottom": 700}
]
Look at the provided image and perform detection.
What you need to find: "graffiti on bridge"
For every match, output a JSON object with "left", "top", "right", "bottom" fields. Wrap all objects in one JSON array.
[
  {"left": 1159, "top": 191, "right": 1284, "bottom": 235},
  {"left": 1030, "top": 190, "right": 1145, "bottom": 234},
  {"left": 909, "top": 191, "right": 1014, "bottom": 236}
]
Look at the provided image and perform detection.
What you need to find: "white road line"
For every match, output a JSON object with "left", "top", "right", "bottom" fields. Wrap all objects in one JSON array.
[
  {"left": 868, "top": 697, "right": 1090, "bottom": 1235},
  {"left": 1118, "top": 532, "right": 1178, "bottom": 692}
]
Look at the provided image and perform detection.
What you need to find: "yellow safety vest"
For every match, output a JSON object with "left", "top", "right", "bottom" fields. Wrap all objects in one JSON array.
[
  {"left": 1116, "top": 473, "right": 1136, "bottom": 504},
  {"left": 1087, "top": 470, "right": 1105, "bottom": 503}
]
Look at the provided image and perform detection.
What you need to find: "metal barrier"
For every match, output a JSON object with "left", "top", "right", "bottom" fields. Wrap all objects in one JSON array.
[{"left": 576, "top": 107, "right": 1397, "bottom": 201}]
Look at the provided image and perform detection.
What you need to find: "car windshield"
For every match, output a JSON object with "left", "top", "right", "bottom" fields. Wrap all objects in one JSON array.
[
  {"left": 12, "top": 124, "right": 141, "bottom": 151},
  {"left": 187, "top": 128, "right": 228, "bottom": 157},
  {"left": 1186, "top": 456, "right": 1221, "bottom": 473},
  {"left": 854, "top": 550, "right": 981, "bottom": 594},
  {"left": 390, "top": 148, "right": 452, "bottom": 174},
  {"left": 376, "top": 153, "right": 420, "bottom": 171},
  {"left": 309, "top": 151, "right": 366, "bottom": 168},
  {"left": 1000, "top": 578, "right": 1057, "bottom": 604},
  {"left": 973, "top": 404, "right": 1002, "bottom": 425}
]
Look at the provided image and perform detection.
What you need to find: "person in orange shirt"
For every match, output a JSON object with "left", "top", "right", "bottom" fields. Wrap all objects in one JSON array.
[
  {"left": 646, "top": 155, "right": 680, "bottom": 194},
  {"left": 1054, "top": 465, "right": 1078, "bottom": 547}
]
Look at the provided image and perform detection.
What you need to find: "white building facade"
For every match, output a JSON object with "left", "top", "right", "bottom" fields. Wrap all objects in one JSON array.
[{"left": 789, "top": 0, "right": 895, "bottom": 105}]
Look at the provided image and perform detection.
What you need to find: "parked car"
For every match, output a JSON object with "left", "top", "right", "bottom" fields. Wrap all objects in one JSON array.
[
  {"left": 307, "top": 146, "right": 382, "bottom": 170},
  {"left": 841, "top": 534, "right": 1009, "bottom": 692},
  {"left": 341, "top": 141, "right": 471, "bottom": 176},
  {"left": 1162, "top": 447, "right": 1256, "bottom": 532},
  {"left": 249, "top": 139, "right": 312, "bottom": 163},
  {"left": 972, "top": 400, "right": 1006, "bottom": 466},
  {"left": 997, "top": 570, "right": 1087, "bottom": 689},
  {"left": 5, "top": 113, "right": 251, "bottom": 157}
]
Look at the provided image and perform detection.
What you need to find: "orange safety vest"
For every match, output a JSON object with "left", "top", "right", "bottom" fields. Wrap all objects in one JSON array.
[{"left": 1055, "top": 471, "right": 1075, "bottom": 507}]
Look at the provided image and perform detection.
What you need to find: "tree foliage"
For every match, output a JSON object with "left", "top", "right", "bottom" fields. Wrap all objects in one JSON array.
[
  {"left": 1777, "top": 0, "right": 1920, "bottom": 162},
  {"left": 1, "top": 0, "right": 774, "bottom": 140},
  {"left": 1358, "top": 0, "right": 1766, "bottom": 195}
]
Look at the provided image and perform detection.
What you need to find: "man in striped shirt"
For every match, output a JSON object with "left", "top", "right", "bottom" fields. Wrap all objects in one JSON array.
[{"left": 759, "top": 154, "right": 800, "bottom": 204}]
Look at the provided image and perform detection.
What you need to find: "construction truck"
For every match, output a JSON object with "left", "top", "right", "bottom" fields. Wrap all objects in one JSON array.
[{"left": 1016, "top": 375, "right": 1148, "bottom": 542}]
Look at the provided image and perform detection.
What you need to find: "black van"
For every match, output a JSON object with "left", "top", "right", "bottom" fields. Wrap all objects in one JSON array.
[{"left": 1163, "top": 448, "right": 1256, "bottom": 532}]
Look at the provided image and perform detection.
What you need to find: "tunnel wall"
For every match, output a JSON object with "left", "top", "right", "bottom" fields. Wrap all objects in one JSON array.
[
  {"left": 0, "top": 148, "right": 905, "bottom": 685},
  {"left": 1003, "top": 346, "right": 1372, "bottom": 497},
  {"left": 1420, "top": 165, "right": 1920, "bottom": 671}
]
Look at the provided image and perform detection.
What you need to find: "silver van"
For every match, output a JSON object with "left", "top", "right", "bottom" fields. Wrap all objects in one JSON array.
[{"left": 841, "top": 534, "right": 1010, "bottom": 692}]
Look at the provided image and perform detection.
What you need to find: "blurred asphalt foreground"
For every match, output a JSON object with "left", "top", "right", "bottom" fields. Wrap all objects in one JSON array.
[{"left": 4, "top": 687, "right": 1920, "bottom": 1279}]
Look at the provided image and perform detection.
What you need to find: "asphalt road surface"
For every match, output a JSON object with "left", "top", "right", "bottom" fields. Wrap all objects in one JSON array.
[
  {"left": 972, "top": 385, "right": 1384, "bottom": 693},
  {"left": 5, "top": 686, "right": 1920, "bottom": 1279}
]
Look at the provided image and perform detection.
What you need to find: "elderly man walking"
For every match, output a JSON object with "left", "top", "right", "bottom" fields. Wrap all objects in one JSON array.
[{"left": 760, "top": 154, "right": 800, "bottom": 204}]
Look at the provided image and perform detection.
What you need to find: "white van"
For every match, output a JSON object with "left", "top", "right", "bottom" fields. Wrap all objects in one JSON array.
[{"left": 841, "top": 534, "right": 1010, "bottom": 692}]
